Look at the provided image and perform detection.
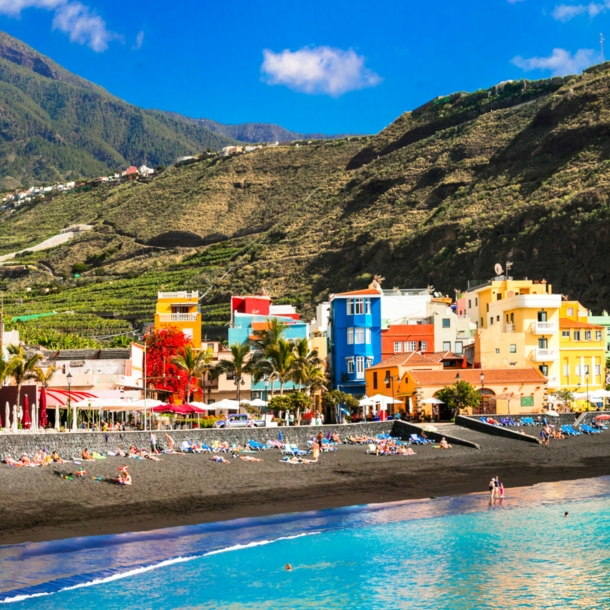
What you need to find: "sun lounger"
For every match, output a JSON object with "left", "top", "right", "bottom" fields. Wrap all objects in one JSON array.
[
  {"left": 281, "top": 444, "right": 308, "bottom": 456},
  {"left": 249, "top": 439, "right": 267, "bottom": 451},
  {"left": 581, "top": 424, "right": 602, "bottom": 434},
  {"left": 410, "top": 434, "right": 432, "bottom": 445}
]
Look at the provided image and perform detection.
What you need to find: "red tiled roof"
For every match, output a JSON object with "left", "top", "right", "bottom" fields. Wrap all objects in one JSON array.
[
  {"left": 426, "top": 351, "right": 464, "bottom": 362},
  {"left": 560, "top": 318, "right": 603, "bottom": 329},
  {"left": 333, "top": 289, "right": 382, "bottom": 297},
  {"left": 369, "top": 352, "right": 437, "bottom": 370},
  {"left": 409, "top": 368, "right": 547, "bottom": 386}
]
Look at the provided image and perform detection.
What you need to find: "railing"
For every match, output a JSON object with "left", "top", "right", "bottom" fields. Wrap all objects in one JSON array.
[
  {"left": 533, "top": 348, "right": 559, "bottom": 362},
  {"left": 505, "top": 323, "right": 515, "bottom": 333},
  {"left": 533, "top": 321, "right": 558, "bottom": 334},
  {"left": 158, "top": 313, "right": 198, "bottom": 322},
  {"left": 157, "top": 291, "right": 199, "bottom": 300},
  {"left": 546, "top": 376, "right": 560, "bottom": 387}
]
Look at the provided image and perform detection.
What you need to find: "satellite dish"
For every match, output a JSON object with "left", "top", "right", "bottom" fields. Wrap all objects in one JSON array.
[{"left": 494, "top": 263, "right": 503, "bottom": 276}]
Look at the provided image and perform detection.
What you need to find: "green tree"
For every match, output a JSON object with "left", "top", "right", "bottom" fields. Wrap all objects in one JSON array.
[
  {"left": 172, "top": 345, "right": 214, "bottom": 403},
  {"left": 322, "top": 389, "right": 359, "bottom": 423},
  {"left": 291, "top": 338, "right": 322, "bottom": 390},
  {"left": 550, "top": 389, "right": 574, "bottom": 409},
  {"left": 7, "top": 345, "right": 44, "bottom": 411},
  {"left": 435, "top": 381, "right": 481, "bottom": 417},
  {"left": 262, "top": 339, "right": 296, "bottom": 395},
  {"left": 288, "top": 391, "right": 313, "bottom": 424},
  {"left": 37, "top": 364, "right": 57, "bottom": 388},
  {"left": 268, "top": 395, "right": 291, "bottom": 420},
  {"left": 216, "top": 343, "right": 253, "bottom": 403}
]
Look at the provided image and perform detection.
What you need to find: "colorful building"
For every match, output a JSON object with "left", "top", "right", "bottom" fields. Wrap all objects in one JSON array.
[
  {"left": 465, "top": 278, "right": 561, "bottom": 387},
  {"left": 559, "top": 301, "right": 606, "bottom": 393},
  {"left": 587, "top": 310, "right": 610, "bottom": 360},
  {"left": 154, "top": 291, "right": 201, "bottom": 346}
]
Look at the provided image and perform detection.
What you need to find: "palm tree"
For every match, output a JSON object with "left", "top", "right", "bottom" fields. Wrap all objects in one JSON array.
[
  {"left": 264, "top": 339, "right": 296, "bottom": 395},
  {"left": 7, "top": 345, "right": 44, "bottom": 412},
  {"left": 250, "top": 318, "right": 287, "bottom": 353},
  {"left": 37, "top": 365, "right": 57, "bottom": 388},
  {"left": 302, "top": 364, "right": 327, "bottom": 398},
  {"left": 172, "top": 346, "right": 214, "bottom": 404},
  {"left": 216, "top": 343, "right": 254, "bottom": 403},
  {"left": 291, "top": 338, "right": 322, "bottom": 390}
]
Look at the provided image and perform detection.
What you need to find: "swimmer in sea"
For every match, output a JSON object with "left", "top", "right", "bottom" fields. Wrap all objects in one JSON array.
[{"left": 285, "top": 564, "right": 292, "bottom": 571}]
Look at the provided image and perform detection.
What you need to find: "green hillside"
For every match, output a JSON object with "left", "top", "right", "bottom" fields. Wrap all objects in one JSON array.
[
  {"left": 0, "top": 31, "right": 238, "bottom": 187},
  {"left": 4, "top": 59, "right": 610, "bottom": 342}
]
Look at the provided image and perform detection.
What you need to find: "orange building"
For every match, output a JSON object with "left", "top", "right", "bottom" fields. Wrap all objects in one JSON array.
[{"left": 380, "top": 324, "right": 435, "bottom": 360}]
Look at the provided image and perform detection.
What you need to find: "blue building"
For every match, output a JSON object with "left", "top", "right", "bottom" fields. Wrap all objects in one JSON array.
[{"left": 329, "top": 289, "right": 383, "bottom": 395}]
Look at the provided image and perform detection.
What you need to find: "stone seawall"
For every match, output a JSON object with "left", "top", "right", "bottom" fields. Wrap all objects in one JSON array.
[
  {"left": 0, "top": 422, "right": 394, "bottom": 457},
  {"left": 456, "top": 415, "right": 541, "bottom": 444},
  {"left": 390, "top": 420, "right": 480, "bottom": 449}
]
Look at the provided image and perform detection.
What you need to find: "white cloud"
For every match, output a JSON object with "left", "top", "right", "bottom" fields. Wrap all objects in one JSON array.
[
  {"left": 133, "top": 30, "right": 144, "bottom": 50},
  {"left": 512, "top": 48, "right": 595, "bottom": 76},
  {"left": 0, "top": 0, "right": 118, "bottom": 52},
  {"left": 261, "top": 46, "right": 381, "bottom": 96},
  {"left": 0, "top": 0, "right": 63, "bottom": 16},
  {"left": 552, "top": 1, "right": 610, "bottom": 21}
]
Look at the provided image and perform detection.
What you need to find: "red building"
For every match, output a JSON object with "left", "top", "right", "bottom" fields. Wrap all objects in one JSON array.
[{"left": 381, "top": 324, "right": 435, "bottom": 360}]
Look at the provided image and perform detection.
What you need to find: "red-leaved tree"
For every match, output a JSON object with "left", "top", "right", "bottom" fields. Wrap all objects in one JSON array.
[{"left": 145, "top": 327, "right": 192, "bottom": 399}]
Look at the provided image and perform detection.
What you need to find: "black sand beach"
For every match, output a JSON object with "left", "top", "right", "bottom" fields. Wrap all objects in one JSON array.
[{"left": 1, "top": 426, "right": 609, "bottom": 546}]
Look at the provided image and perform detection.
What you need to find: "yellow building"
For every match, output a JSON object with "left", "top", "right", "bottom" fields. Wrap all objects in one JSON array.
[
  {"left": 154, "top": 290, "right": 201, "bottom": 346},
  {"left": 559, "top": 301, "right": 606, "bottom": 392},
  {"left": 465, "top": 278, "right": 561, "bottom": 388}
]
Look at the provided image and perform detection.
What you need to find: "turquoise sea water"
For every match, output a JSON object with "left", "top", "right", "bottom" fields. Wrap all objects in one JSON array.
[{"left": 2, "top": 477, "right": 610, "bottom": 609}]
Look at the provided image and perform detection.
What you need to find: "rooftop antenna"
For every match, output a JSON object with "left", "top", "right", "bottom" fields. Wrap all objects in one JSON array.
[
  {"left": 494, "top": 263, "right": 503, "bottom": 277},
  {"left": 601, "top": 33, "right": 605, "bottom": 63}
]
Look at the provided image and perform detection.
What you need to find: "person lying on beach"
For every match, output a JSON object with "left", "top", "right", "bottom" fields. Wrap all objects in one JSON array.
[
  {"left": 238, "top": 455, "right": 263, "bottom": 462},
  {"left": 128, "top": 445, "right": 139, "bottom": 456},
  {"left": 51, "top": 451, "right": 67, "bottom": 463},
  {"left": 109, "top": 447, "right": 126, "bottom": 457},
  {"left": 145, "top": 453, "right": 163, "bottom": 462},
  {"left": 4, "top": 455, "right": 22, "bottom": 466},
  {"left": 211, "top": 456, "right": 230, "bottom": 464},
  {"left": 20, "top": 454, "right": 32, "bottom": 466},
  {"left": 396, "top": 447, "right": 416, "bottom": 456},
  {"left": 81, "top": 449, "right": 95, "bottom": 461},
  {"left": 331, "top": 433, "right": 341, "bottom": 443},
  {"left": 439, "top": 438, "right": 452, "bottom": 450}
]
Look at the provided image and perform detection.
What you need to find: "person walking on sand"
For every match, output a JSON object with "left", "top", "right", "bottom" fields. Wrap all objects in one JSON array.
[{"left": 150, "top": 432, "right": 158, "bottom": 454}]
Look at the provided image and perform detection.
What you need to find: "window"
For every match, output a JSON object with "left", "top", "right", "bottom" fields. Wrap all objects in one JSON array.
[
  {"left": 356, "top": 356, "right": 365, "bottom": 378},
  {"left": 365, "top": 328, "right": 371, "bottom": 344},
  {"left": 495, "top": 348, "right": 500, "bottom": 354},
  {"left": 405, "top": 341, "right": 418, "bottom": 352},
  {"left": 538, "top": 338, "right": 548, "bottom": 349},
  {"left": 366, "top": 357, "right": 373, "bottom": 368},
  {"left": 346, "top": 358, "right": 354, "bottom": 374},
  {"left": 490, "top": 317, "right": 494, "bottom": 326},
  {"left": 563, "top": 364, "right": 569, "bottom": 376},
  {"left": 497, "top": 316, "right": 500, "bottom": 322},
  {"left": 497, "top": 293, "right": 502, "bottom": 300},
  {"left": 419, "top": 341, "right": 427, "bottom": 351},
  {"left": 539, "top": 365, "right": 549, "bottom": 376},
  {"left": 567, "top": 307, "right": 574, "bottom": 316},
  {"left": 373, "top": 371, "right": 378, "bottom": 390},
  {"left": 226, "top": 371, "right": 235, "bottom": 380},
  {"left": 595, "top": 364, "right": 601, "bottom": 376},
  {"left": 510, "top": 344, "right": 517, "bottom": 353},
  {"left": 394, "top": 341, "right": 402, "bottom": 353},
  {"left": 443, "top": 341, "right": 451, "bottom": 351},
  {"left": 207, "top": 343, "right": 215, "bottom": 351},
  {"left": 596, "top": 330, "right": 603, "bottom": 341},
  {"left": 585, "top": 330, "right": 591, "bottom": 341},
  {"left": 562, "top": 330, "right": 570, "bottom": 338},
  {"left": 346, "top": 300, "right": 353, "bottom": 315},
  {"left": 585, "top": 365, "right": 590, "bottom": 375},
  {"left": 347, "top": 328, "right": 354, "bottom": 344},
  {"left": 537, "top": 311, "right": 547, "bottom": 322},
  {"left": 468, "top": 300, "right": 471, "bottom": 309},
  {"left": 574, "top": 330, "right": 581, "bottom": 341},
  {"left": 475, "top": 298, "right": 478, "bottom": 306},
  {"left": 354, "top": 298, "right": 365, "bottom": 314},
  {"left": 576, "top": 365, "right": 581, "bottom": 375},
  {"left": 442, "top": 318, "right": 451, "bottom": 328},
  {"left": 486, "top": 304, "right": 489, "bottom": 313},
  {"left": 481, "top": 318, "right": 484, "bottom": 326},
  {"left": 455, "top": 341, "right": 463, "bottom": 354},
  {"left": 355, "top": 327, "right": 365, "bottom": 344},
  {"left": 365, "top": 299, "right": 371, "bottom": 314}
]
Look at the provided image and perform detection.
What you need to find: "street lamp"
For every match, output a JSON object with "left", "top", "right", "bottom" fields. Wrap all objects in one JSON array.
[
  {"left": 384, "top": 371, "right": 400, "bottom": 419},
  {"left": 66, "top": 372, "right": 74, "bottom": 432},
  {"left": 480, "top": 372, "right": 485, "bottom": 388}
]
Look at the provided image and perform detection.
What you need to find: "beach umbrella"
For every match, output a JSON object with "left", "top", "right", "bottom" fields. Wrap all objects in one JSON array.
[
  {"left": 213, "top": 399, "right": 240, "bottom": 410},
  {"left": 11, "top": 405, "right": 17, "bottom": 433},
  {"left": 22, "top": 395, "right": 31, "bottom": 430},
  {"left": 543, "top": 410, "right": 560, "bottom": 417},
  {"left": 421, "top": 424, "right": 438, "bottom": 432},
  {"left": 39, "top": 387, "right": 48, "bottom": 429},
  {"left": 420, "top": 397, "right": 444, "bottom": 405},
  {"left": 246, "top": 398, "right": 268, "bottom": 408},
  {"left": 4, "top": 402, "right": 8, "bottom": 429},
  {"left": 594, "top": 414, "right": 610, "bottom": 420},
  {"left": 54, "top": 405, "right": 60, "bottom": 431}
]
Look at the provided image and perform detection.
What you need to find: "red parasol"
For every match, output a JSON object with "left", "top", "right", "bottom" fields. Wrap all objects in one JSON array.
[
  {"left": 151, "top": 403, "right": 204, "bottom": 415},
  {"left": 39, "top": 387, "right": 48, "bottom": 429},
  {"left": 594, "top": 414, "right": 610, "bottom": 420},
  {"left": 22, "top": 394, "right": 31, "bottom": 429}
]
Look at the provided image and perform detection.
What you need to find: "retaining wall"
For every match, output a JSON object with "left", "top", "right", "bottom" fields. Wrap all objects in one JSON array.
[
  {"left": 390, "top": 420, "right": 480, "bottom": 449},
  {"left": 0, "top": 422, "right": 394, "bottom": 458},
  {"left": 456, "top": 415, "right": 541, "bottom": 445}
]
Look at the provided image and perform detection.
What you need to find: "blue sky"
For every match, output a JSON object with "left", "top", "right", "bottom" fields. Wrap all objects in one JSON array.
[{"left": 0, "top": 0, "right": 607, "bottom": 134}]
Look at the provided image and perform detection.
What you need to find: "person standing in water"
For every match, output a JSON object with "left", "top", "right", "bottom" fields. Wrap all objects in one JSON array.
[{"left": 489, "top": 477, "right": 496, "bottom": 501}]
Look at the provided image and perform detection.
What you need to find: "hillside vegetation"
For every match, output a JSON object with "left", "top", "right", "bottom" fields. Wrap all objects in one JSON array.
[{"left": 4, "top": 58, "right": 610, "bottom": 340}]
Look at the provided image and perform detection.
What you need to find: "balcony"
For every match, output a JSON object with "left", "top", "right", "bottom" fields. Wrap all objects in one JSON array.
[
  {"left": 505, "top": 323, "right": 515, "bottom": 333},
  {"left": 546, "top": 376, "right": 560, "bottom": 388},
  {"left": 158, "top": 291, "right": 199, "bottom": 300},
  {"left": 532, "top": 348, "right": 559, "bottom": 362},
  {"left": 532, "top": 321, "right": 558, "bottom": 334},
  {"left": 158, "top": 313, "right": 198, "bottom": 322}
]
